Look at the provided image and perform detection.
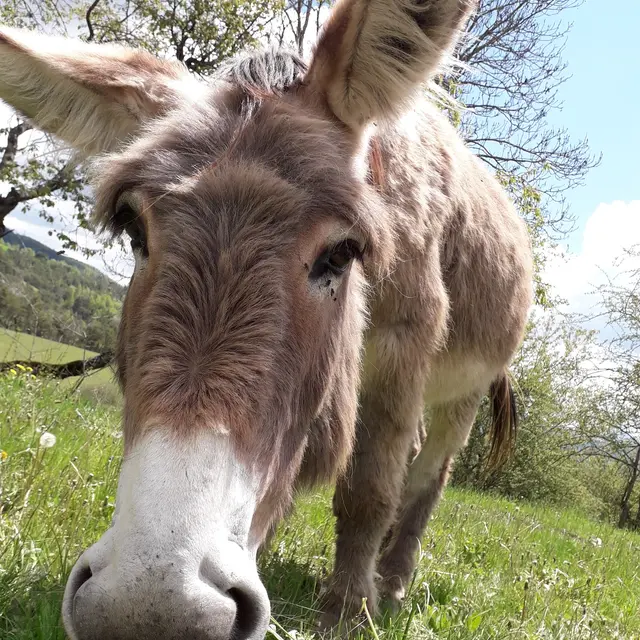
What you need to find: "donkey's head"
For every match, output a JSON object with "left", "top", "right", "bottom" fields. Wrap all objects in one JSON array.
[{"left": 0, "top": 2, "right": 475, "bottom": 638}]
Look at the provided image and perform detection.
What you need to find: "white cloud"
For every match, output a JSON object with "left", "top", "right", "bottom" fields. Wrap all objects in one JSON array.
[{"left": 545, "top": 201, "right": 640, "bottom": 322}]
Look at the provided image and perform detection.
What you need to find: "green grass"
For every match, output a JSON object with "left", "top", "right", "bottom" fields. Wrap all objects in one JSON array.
[
  {"left": 1, "top": 373, "right": 639, "bottom": 640},
  {"left": 0, "top": 329, "right": 119, "bottom": 403}
]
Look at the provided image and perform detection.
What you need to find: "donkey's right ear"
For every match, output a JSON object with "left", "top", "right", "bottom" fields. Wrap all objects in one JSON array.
[
  {"left": 305, "top": 0, "right": 476, "bottom": 133},
  {"left": 0, "top": 27, "right": 200, "bottom": 156}
]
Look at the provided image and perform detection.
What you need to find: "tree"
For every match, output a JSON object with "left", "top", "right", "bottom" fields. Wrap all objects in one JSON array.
[
  {"left": 267, "top": 0, "right": 330, "bottom": 55},
  {"left": 576, "top": 249, "right": 640, "bottom": 528},
  {"left": 85, "top": 0, "right": 283, "bottom": 73},
  {"left": 0, "top": 0, "right": 283, "bottom": 248},
  {"left": 0, "top": 240, "right": 124, "bottom": 352},
  {"left": 456, "top": 0, "right": 598, "bottom": 236},
  {"left": 0, "top": 113, "right": 91, "bottom": 246},
  {"left": 578, "top": 382, "right": 640, "bottom": 529}
]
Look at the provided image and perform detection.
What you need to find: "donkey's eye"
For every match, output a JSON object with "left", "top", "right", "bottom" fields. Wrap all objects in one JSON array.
[
  {"left": 126, "top": 222, "right": 148, "bottom": 257},
  {"left": 309, "top": 239, "right": 363, "bottom": 280},
  {"left": 115, "top": 200, "right": 148, "bottom": 258}
]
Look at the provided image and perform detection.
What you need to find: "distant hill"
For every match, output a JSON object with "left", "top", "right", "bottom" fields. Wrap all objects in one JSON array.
[
  {"left": 3, "top": 231, "right": 108, "bottom": 272},
  {"left": 0, "top": 234, "right": 126, "bottom": 353}
]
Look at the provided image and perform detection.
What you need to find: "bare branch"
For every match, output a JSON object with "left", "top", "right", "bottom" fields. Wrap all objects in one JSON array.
[
  {"left": 0, "top": 122, "right": 32, "bottom": 172},
  {"left": 85, "top": 0, "right": 102, "bottom": 42}
]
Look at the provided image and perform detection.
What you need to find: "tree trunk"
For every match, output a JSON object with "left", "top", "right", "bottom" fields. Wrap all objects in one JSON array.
[
  {"left": 633, "top": 491, "right": 640, "bottom": 530},
  {"left": 618, "top": 446, "right": 640, "bottom": 529},
  {"left": 619, "top": 502, "right": 631, "bottom": 528},
  {"left": 633, "top": 446, "right": 640, "bottom": 530}
]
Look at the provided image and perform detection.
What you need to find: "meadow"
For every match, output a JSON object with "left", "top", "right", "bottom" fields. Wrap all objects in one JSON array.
[
  {"left": 0, "top": 330, "right": 119, "bottom": 404},
  {"left": 0, "top": 338, "right": 638, "bottom": 640}
]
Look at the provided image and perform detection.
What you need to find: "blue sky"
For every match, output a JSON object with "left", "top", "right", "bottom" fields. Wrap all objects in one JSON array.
[{"left": 549, "top": 0, "right": 640, "bottom": 251}]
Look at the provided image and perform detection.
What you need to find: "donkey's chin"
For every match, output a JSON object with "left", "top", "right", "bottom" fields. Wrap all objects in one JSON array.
[{"left": 62, "top": 430, "right": 270, "bottom": 640}]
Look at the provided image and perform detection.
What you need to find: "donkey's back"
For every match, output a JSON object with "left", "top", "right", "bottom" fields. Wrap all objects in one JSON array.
[{"left": 368, "top": 100, "right": 532, "bottom": 403}]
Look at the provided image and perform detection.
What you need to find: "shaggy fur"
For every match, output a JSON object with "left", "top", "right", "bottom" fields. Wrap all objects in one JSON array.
[
  {"left": 0, "top": 0, "right": 533, "bottom": 635},
  {"left": 215, "top": 47, "right": 307, "bottom": 94}
]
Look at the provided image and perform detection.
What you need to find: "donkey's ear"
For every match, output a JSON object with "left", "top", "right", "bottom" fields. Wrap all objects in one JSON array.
[
  {"left": 305, "top": 0, "right": 476, "bottom": 131},
  {"left": 0, "top": 27, "right": 199, "bottom": 156}
]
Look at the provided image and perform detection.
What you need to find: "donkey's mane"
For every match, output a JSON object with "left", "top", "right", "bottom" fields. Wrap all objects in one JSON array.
[{"left": 216, "top": 48, "right": 307, "bottom": 96}]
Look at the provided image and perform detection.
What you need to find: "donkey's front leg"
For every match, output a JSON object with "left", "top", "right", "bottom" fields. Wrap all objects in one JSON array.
[
  {"left": 377, "top": 394, "right": 481, "bottom": 609},
  {"left": 319, "top": 373, "right": 424, "bottom": 630}
]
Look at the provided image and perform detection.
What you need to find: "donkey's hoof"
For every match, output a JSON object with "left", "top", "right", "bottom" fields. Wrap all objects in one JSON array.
[
  {"left": 377, "top": 576, "right": 405, "bottom": 616},
  {"left": 316, "top": 590, "right": 350, "bottom": 632},
  {"left": 316, "top": 608, "right": 342, "bottom": 633},
  {"left": 316, "top": 587, "right": 375, "bottom": 633},
  {"left": 379, "top": 591, "right": 404, "bottom": 617}
]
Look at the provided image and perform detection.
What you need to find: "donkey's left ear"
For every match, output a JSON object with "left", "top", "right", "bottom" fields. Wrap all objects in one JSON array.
[
  {"left": 0, "top": 27, "right": 200, "bottom": 156},
  {"left": 305, "top": 0, "right": 476, "bottom": 132}
]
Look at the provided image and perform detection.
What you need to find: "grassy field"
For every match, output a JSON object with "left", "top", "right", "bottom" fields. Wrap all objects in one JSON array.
[
  {"left": 0, "top": 329, "right": 119, "bottom": 403},
  {"left": 1, "top": 372, "right": 639, "bottom": 640}
]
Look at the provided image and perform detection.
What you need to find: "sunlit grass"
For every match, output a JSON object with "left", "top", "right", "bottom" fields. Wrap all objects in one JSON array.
[{"left": 1, "top": 373, "right": 639, "bottom": 639}]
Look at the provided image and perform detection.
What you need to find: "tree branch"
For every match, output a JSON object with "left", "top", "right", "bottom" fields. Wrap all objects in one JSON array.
[
  {"left": 0, "top": 122, "right": 32, "bottom": 172},
  {"left": 0, "top": 166, "right": 73, "bottom": 221},
  {"left": 85, "top": 0, "right": 102, "bottom": 42}
]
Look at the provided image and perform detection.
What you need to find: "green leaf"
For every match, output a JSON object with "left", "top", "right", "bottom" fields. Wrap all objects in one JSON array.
[{"left": 467, "top": 612, "right": 483, "bottom": 631}]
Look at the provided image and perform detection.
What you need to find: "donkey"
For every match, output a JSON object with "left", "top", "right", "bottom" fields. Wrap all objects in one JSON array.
[{"left": 0, "top": 0, "right": 532, "bottom": 638}]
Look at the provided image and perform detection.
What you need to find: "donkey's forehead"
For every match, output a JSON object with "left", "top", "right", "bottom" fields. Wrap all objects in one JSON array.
[
  {"left": 94, "top": 84, "right": 248, "bottom": 189},
  {"left": 92, "top": 85, "right": 365, "bottom": 232}
]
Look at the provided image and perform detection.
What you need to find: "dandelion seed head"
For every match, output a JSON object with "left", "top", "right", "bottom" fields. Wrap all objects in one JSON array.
[{"left": 39, "top": 432, "right": 57, "bottom": 449}]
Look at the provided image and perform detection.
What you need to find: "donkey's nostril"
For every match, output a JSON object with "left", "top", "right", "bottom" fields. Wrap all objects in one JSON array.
[
  {"left": 228, "top": 586, "right": 266, "bottom": 640},
  {"left": 62, "top": 558, "right": 94, "bottom": 636},
  {"left": 68, "top": 562, "right": 93, "bottom": 599},
  {"left": 197, "top": 553, "right": 270, "bottom": 640}
]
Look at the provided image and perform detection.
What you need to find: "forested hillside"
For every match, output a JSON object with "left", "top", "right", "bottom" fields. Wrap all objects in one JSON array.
[
  {"left": 3, "top": 232, "right": 96, "bottom": 268},
  {"left": 0, "top": 235, "right": 125, "bottom": 352}
]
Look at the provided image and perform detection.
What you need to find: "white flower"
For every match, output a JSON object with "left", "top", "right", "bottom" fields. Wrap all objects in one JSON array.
[{"left": 39, "top": 432, "right": 57, "bottom": 449}]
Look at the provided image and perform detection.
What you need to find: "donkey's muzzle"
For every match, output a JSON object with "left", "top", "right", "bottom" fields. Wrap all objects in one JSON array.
[
  {"left": 62, "top": 430, "right": 269, "bottom": 640},
  {"left": 63, "top": 540, "right": 269, "bottom": 640}
]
